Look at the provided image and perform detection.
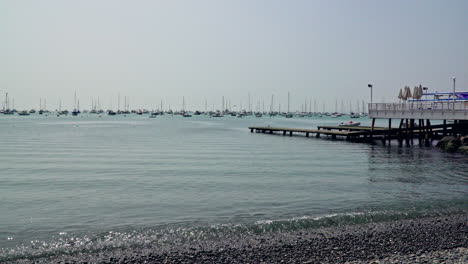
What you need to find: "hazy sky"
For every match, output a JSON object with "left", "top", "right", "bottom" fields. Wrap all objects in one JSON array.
[{"left": 1, "top": 0, "right": 467, "bottom": 111}]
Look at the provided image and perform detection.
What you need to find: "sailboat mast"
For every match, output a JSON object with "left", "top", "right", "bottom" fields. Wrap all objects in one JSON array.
[
  {"left": 270, "top": 94, "right": 274, "bottom": 113},
  {"left": 304, "top": 98, "right": 307, "bottom": 113},
  {"left": 287, "top": 92, "right": 290, "bottom": 113}
]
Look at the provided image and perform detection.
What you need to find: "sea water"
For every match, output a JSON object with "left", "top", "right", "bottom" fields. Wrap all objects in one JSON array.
[{"left": 1, "top": 114, "right": 467, "bottom": 261}]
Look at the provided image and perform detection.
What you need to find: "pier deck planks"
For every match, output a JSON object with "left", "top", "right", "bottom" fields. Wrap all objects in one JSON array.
[{"left": 248, "top": 126, "right": 365, "bottom": 138}]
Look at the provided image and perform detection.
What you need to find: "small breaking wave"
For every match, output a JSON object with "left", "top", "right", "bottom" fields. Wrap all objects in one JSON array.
[{"left": 1, "top": 207, "right": 466, "bottom": 262}]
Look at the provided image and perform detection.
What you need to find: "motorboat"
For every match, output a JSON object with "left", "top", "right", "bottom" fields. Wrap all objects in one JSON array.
[
  {"left": 339, "top": 121, "right": 361, "bottom": 127},
  {"left": 211, "top": 112, "right": 223, "bottom": 117}
]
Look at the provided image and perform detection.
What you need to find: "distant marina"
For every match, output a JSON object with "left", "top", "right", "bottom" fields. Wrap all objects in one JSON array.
[{"left": 1, "top": 91, "right": 370, "bottom": 119}]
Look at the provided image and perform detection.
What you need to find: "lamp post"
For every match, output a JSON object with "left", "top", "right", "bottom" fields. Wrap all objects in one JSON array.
[
  {"left": 423, "top": 87, "right": 428, "bottom": 101},
  {"left": 452, "top": 77, "right": 456, "bottom": 110},
  {"left": 368, "top": 84, "right": 373, "bottom": 111}
]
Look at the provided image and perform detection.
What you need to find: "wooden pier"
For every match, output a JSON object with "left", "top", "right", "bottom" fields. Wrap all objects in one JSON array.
[
  {"left": 249, "top": 121, "right": 468, "bottom": 146},
  {"left": 249, "top": 126, "right": 366, "bottom": 140}
]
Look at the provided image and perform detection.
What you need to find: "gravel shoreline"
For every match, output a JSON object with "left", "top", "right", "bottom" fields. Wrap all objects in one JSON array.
[{"left": 9, "top": 214, "right": 468, "bottom": 264}]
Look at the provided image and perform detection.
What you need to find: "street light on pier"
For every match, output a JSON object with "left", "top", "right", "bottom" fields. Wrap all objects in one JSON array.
[
  {"left": 423, "top": 87, "right": 428, "bottom": 101},
  {"left": 453, "top": 77, "right": 456, "bottom": 110},
  {"left": 368, "top": 84, "right": 373, "bottom": 111}
]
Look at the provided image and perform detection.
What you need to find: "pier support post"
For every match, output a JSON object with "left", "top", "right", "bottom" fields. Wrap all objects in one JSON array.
[
  {"left": 398, "top": 119, "right": 404, "bottom": 145},
  {"left": 443, "top": 120, "right": 447, "bottom": 136},
  {"left": 306, "top": 132, "right": 309, "bottom": 137},
  {"left": 370, "top": 118, "right": 376, "bottom": 141},
  {"left": 283, "top": 131, "right": 286, "bottom": 136},
  {"left": 289, "top": 131, "right": 293, "bottom": 136},
  {"left": 388, "top": 119, "right": 392, "bottom": 145},
  {"left": 424, "top": 120, "right": 429, "bottom": 146},
  {"left": 405, "top": 119, "right": 410, "bottom": 146},
  {"left": 251, "top": 128, "right": 254, "bottom": 133},
  {"left": 418, "top": 120, "right": 423, "bottom": 146},
  {"left": 410, "top": 119, "right": 415, "bottom": 145},
  {"left": 426, "top": 119, "right": 432, "bottom": 146}
]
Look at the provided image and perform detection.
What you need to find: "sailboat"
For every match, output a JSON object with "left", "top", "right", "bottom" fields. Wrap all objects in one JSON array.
[
  {"left": 3, "top": 93, "right": 14, "bottom": 115},
  {"left": 72, "top": 91, "right": 80, "bottom": 116},
  {"left": 182, "top": 96, "right": 192, "bottom": 117},
  {"left": 285, "top": 92, "right": 293, "bottom": 118},
  {"left": 269, "top": 94, "right": 277, "bottom": 116}
]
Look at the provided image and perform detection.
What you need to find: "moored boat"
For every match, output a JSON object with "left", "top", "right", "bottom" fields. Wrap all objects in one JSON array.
[{"left": 339, "top": 121, "right": 361, "bottom": 127}]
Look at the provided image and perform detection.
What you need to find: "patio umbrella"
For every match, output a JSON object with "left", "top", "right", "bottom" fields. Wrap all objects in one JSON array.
[
  {"left": 404, "top": 86, "right": 412, "bottom": 100},
  {"left": 413, "top": 86, "right": 420, "bottom": 99},
  {"left": 413, "top": 86, "right": 419, "bottom": 99},
  {"left": 398, "top": 88, "right": 404, "bottom": 101},
  {"left": 401, "top": 86, "right": 407, "bottom": 101}
]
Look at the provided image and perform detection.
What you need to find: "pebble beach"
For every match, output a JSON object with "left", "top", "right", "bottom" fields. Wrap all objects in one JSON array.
[{"left": 9, "top": 214, "right": 467, "bottom": 264}]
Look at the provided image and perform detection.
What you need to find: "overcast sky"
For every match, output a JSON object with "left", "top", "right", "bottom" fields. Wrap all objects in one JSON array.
[{"left": 1, "top": 0, "right": 467, "bottom": 111}]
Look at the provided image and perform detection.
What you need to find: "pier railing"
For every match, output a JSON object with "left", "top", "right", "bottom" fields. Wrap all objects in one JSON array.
[{"left": 369, "top": 101, "right": 468, "bottom": 120}]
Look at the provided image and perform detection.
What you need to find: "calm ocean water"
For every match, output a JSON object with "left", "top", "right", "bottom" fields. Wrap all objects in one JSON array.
[{"left": 1, "top": 114, "right": 467, "bottom": 261}]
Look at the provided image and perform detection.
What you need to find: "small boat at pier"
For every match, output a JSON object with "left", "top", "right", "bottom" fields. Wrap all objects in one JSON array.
[{"left": 339, "top": 121, "right": 361, "bottom": 127}]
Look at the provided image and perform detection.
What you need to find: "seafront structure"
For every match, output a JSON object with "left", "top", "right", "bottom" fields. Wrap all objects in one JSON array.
[
  {"left": 250, "top": 90, "right": 468, "bottom": 146},
  {"left": 368, "top": 89, "right": 468, "bottom": 145}
]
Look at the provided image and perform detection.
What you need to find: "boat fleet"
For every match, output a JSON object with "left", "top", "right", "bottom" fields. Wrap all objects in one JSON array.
[
  {"left": 0, "top": 106, "right": 368, "bottom": 120},
  {"left": 0, "top": 92, "right": 368, "bottom": 122}
]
